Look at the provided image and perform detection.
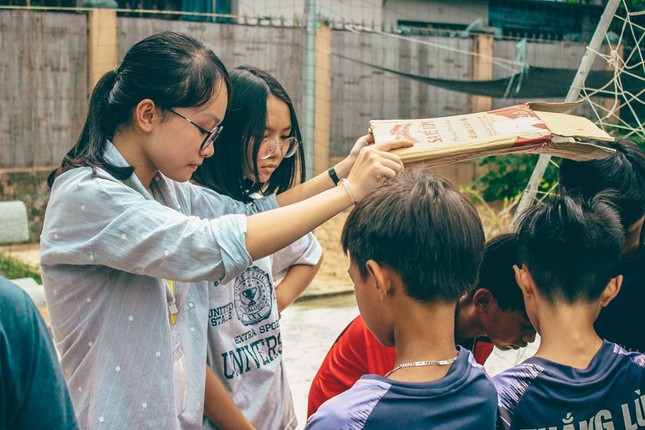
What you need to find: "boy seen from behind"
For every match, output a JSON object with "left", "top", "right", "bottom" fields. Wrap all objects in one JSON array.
[
  {"left": 558, "top": 138, "right": 645, "bottom": 352},
  {"left": 306, "top": 171, "right": 497, "bottom": 429},
  {"left": 307, "top": 233, "right": 535, "bottom": 417},
  {"left": 495, "top": 195, "right": 645, "bottom": 430}
]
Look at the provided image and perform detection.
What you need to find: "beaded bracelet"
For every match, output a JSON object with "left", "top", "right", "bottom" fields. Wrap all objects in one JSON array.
[
  {"left": 340, "top": 178, "right": 358, "bottom": 205},
  {"left": 327, "top": 167, "right": 340, "bottom": 186}
]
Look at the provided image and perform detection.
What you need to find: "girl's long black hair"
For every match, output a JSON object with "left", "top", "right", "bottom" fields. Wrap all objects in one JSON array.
[
  {"left": 48, "top": 31, "right": 231, "bottom": 188},
  {"left": 193, "top": 66, "right": 305, "bottom": 203}
]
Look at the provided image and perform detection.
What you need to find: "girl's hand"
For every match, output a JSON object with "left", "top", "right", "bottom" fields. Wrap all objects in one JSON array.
[
  {"left": 335, "top": 134, "right": 412, "bottom": 179},
  {"left": 349, "top": 134, "right": 372, "bottom": 160},
  {"left": 334, "top": 134, "right": 372, "bottom": 179},
  {"left": 344, "top": 139, "right": 412, "bottom": 202}
]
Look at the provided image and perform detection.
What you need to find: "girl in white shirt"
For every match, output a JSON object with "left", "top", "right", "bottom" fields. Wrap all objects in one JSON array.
[
  {"left": 195, "top": 66, "right": 375, "bottom": 430},
  {"left": 42, "top": 32, "right": 408, "bottom": 429}
]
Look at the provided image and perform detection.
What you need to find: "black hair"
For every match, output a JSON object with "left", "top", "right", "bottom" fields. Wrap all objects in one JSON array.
[
  {"left": 558, "top": 138, "right": 645, "bottom": 233},
  {"left": 516, "top": 194, "right": 624, "bottom": 304},
  {"left": 48, "top": 31, "right": 231, "bottom": 188},
  {"left": 341, "top": 171, "right": 485, "bottom": 303},
  {"left": 470, "top": 233, "right": 523, "bottom": 311},
  {"left": 192, "top": 66, "right": 305, "bottom": 203}
]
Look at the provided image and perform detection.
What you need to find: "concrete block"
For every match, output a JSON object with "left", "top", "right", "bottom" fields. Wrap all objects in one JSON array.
[
  {"left": 0, "top": 201, "right": 29, "bottom": 244},
  {"left": 11, "top": 277, "right": 46, "bottom": 307}
]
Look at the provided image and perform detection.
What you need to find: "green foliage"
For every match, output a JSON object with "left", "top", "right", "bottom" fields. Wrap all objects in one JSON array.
[
  {"left": 473, "top": 154, "right": 560, "bottom": 202},
  {"left": 460, "top": 186, "right": 520, "bottom": 238},
  {"left": 0, "top": 252, "right": 41, "bottom": 284}
]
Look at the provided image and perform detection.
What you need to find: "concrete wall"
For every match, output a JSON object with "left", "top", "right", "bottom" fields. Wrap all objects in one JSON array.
[
  {"left": 0, "top": 9, "right": 597, "bottom": 170},
  {"left": 0, "top": 9, "right": 599, "bottom": 241},
  {"left": 0, "top": 168, "right": 51, "bottom": 241},
  {"left": 491, "top": 39, "right": 609, "bottom": 116},
  {"left": 234, "top": 0, "right": 383, "bottom": 27},
  {"left": 329, "top": 31, "right": 472, "bottom": 157},
  {"left": 382, "top": 0, "right": 488, "bottom": 28},
  {"left": 233, "top": 0, "right": 487, "bottom": 29},
  {"left": 0, "top": 10, "right": 88, "bottom": 169},
  {"left": 116, "top": 17, "right": 304, "bottom": 114}
]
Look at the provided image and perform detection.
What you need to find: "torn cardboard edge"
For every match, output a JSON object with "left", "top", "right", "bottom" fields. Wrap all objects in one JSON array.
[{"left": 368, "top": 101, "right": 615, "bottom": 167}]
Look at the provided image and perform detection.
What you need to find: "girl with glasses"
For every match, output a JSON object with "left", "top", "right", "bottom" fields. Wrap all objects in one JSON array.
[
  {"left": 193, "top": 66, "right": 330, "bottom": 430},
  {"left": 42, "top": 32, "right": 409, "bottom": 430}
]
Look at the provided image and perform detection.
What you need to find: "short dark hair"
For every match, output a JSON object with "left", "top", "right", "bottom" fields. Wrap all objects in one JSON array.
[
  {"left": 341, "top": 171, "right": 485, "bottom": 303},
  {"left": 471, "top": 233, "right": 523, "bottom": 311},
  {"left": 558, "top": 138, "right": 645, "bottom": 232},
  {"left": 193, "top": 66, "right": 305, "bottom": 202},
  {"left": 49, "top": 31, "right": 231, "bottom": 188},
  {"left": 516, "top": 194, "right": 624, "bottom": 304}
]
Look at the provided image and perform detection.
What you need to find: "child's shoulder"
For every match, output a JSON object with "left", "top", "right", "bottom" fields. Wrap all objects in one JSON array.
[
  {"left": 493, "top": 342, "right": 645, "bottom": 430},
  {"left": 492, "top": 360, "right": 546, "bottom": 396},
  {"left": 306, "top": 376, "right": 391, "bottom": 429},
  {"left": 607, "top": 340, "right": 645, "bottom": 369},
  {"left": 493, "top": 341, "right": 645, "bottom": 403}
]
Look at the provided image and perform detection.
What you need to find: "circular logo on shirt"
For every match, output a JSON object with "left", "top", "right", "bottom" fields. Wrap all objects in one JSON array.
[{"left": 234, "top": 266, "right": 273, "bottom": 326}]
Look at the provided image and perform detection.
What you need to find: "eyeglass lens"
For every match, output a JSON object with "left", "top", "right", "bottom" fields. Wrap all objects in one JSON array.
[
  {"left": 201, "top": 126, "right": 224, "bottom": 151},
  {"left": 259, "top": 137, "right": 298, "bottom": 159},
  {"left": 168, "top": 108, "right": 223, "bottom": 152}
]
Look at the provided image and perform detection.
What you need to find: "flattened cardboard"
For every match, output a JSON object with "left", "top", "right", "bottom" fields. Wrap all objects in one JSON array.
[{"left": 368, "top": 102, "right": 614, "bottom": 167}]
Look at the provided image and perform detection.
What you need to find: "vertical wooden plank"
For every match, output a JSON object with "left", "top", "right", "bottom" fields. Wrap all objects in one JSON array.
[
  {"left": 471, "top": 34, "right": 493, "bottom": 113},
  {"left": 88, "top": 9, "right": 117, "bottom": 92},
  {"left": 314, "top": 24, "right": 331, "bottom": 174}
]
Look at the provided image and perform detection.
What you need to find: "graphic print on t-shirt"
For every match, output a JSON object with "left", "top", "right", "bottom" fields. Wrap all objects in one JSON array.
[{"left": 234, "top": 266, "right": 273, "bottom": 326}]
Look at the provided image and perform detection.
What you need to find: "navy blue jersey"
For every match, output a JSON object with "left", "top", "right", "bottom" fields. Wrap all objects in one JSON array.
[
  {"left": 306, "top": 347, "right": 497, "bottom": 429},
  {"left": 494, "top": 340, "right": 645, "bottom": 430}
]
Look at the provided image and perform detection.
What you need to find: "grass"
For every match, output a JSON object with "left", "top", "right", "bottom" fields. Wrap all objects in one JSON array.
[{"left": 0, "top": 251, "right": 42, "bottom": 284}]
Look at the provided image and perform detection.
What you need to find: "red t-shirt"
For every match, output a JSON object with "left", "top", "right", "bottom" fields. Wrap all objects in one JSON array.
[{"left": 307, "top": 315, "right": 494, "bottom": 417}]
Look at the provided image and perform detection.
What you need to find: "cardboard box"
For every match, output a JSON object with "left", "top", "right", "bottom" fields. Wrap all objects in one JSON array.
[{"left": 368, "top": 102, "right": 614, "bottom": 167}]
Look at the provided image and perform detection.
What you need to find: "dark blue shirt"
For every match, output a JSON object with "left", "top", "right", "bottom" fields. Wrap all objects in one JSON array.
[
  {"left": 0, "top": 277, "right": 78, "bottom": 430},
  {"left": 595, "top": 240, "right": 645, "bottom": 352},
  {"left": 494, "top": 340, "right": 645, "bottom": 430},
  {"left": 306, "top": 347, "right": 498, "bottom": 429}
]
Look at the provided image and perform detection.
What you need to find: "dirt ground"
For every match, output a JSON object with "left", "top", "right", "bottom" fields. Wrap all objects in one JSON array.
[{"left": 307, "top": 209, "right": 354, "bottom": 295}]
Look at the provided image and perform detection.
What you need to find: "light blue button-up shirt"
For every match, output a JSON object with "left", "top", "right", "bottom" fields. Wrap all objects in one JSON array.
[{"left": 40, "top": 142, "right": 278, "bottom": 429}]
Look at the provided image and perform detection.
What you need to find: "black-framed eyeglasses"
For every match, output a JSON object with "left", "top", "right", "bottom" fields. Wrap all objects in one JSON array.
[
  {"left": 167, "top": 108, "right": 224, "bottom": 151},
  {"left": 258, "top": 137, "right": 299, "bottom": 160}
]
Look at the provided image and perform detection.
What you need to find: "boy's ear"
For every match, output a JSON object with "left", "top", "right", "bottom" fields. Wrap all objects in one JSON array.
[
  {"left": 513, "top": 264, "right": 535, "bottom": 299},
  {"left": 135, "top": 98, "right": 157, "bottom": 132},
  {"left": 365, "top": 259, "right": 392, "bottom": 301},
  {"left": 473, "top": 288, "right": 495, "bottom": 312},
  {"left": 599, "top": 274, "right": 623, "bottom": 308}
]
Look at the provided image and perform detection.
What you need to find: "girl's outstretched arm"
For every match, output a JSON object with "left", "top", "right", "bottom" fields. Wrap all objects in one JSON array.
[
  {"left": 275, "top": 137, "right": 412, "bottom": 207},
  {"left": 246, "top": 141, "right": 407, "bottom": 261}
]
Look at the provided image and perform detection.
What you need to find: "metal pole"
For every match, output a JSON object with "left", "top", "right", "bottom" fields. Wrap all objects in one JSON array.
[
  {"left": 511, "top": 0, "right": 622, "bottom": 228},
  {"left": 302, "top": 0, "right": 317, "bottom": 179}
]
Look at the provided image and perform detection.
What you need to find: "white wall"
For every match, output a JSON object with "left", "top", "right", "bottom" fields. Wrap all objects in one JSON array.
[
  {"left": 382, "top": 0, "right": 488, "bottom": 27},
  {"left": 234, "top": 0, "right": 382, "bottom": 26},
  {"left": 233, "top": 0, "right": 487, "bottom": 28}
]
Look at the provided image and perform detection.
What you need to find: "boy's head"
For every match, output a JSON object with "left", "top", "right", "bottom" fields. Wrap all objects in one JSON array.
[
  {"left": 467, "top": 233, "right": 535, "bottom": 350},
  {"left": 341, "top": 171, "right": 485, "bottom": 310},
  {"left": 558, "top": 138, "right": 645, "bottom": 234},
  {"left": 514, "top": 195, "right": 624, "bottom": 314}
]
